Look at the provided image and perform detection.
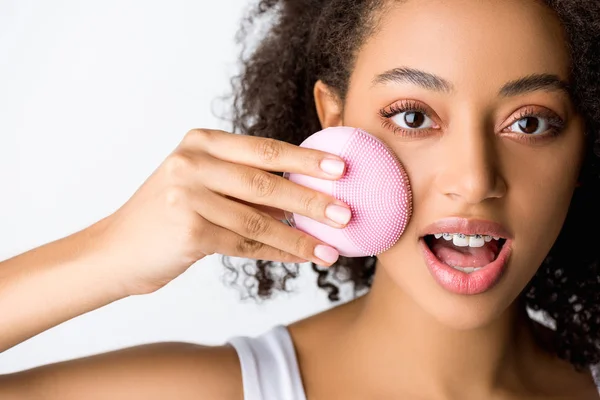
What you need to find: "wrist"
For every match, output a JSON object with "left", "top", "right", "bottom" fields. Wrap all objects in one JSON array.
[{"left": 77, "top": 216, "right": 133, "bottom": 300}]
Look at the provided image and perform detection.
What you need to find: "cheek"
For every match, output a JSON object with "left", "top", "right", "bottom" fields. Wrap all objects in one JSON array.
[
  {"left": 509, "top": 136, "right": 583, "bottom": 234},
  {"left": 511, "top": 169, "right": 574, "bottom": 257},
  {"left": 503, "top": 146, "right": 581, "bottom": 278}
]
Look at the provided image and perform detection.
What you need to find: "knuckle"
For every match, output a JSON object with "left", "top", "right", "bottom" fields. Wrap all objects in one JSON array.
[
  {"left": 299, "top": 192, "right": 323, "bottom": 215},
  {"left": 255, "top": 138, "right": 283, "bottom": 164},
  {"left": 236, "top": 237, "right": 264, "bottom": 254},
  {"left": 241, "top": 212, "right": 270, "bottom": 237},
  {"left": 164, "top": 186, "right": 188, "bottom": 208},
  {"left": 164, "top": 153, "right": 193, "bottom": 181},
  {"left": 300, "top": 151, "right": 320, "bottom": 171},
  {"left": 293, "top": 235, "right": 313, "bottom": 257},
  {"left": 248, "top": 171, "right": 277, "bottom": 198},
  {"left": 185, "top": 128, "right": 212, "bottom": 144}
]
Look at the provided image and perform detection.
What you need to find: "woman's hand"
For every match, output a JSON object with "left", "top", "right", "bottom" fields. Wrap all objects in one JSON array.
[{"left": 97, "top": 128, "right": 351, "bottom": 295}]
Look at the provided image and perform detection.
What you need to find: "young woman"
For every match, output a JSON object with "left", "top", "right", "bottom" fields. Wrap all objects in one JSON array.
[{"left": 1, "top": 0, "right": 599, "bottom": 398}]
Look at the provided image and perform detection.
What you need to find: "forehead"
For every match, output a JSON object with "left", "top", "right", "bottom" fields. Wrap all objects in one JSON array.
[{"left": 352, "top": 0, "right": 570, "bottom": 94}]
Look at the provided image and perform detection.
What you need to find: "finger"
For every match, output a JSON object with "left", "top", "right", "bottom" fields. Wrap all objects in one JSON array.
[
  {"left": 224, "top": 195, "right": 285, "bottom": 221},
  {"left": 181, "top": 129, "right": 347, "bottom": 179},
  {"left": 198, "top": 156, "right": 352, "bottom": 229},
  {"left": 195, "top": 187, "right": 340, "bottom": 266},
  {"left": 199, "top": 217, "right": 308, "bottom": 264}
]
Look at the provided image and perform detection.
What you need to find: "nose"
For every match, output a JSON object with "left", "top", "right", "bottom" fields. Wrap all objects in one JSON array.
[{"left": 434, "top": 123, "right": 507, "bottom": 205}]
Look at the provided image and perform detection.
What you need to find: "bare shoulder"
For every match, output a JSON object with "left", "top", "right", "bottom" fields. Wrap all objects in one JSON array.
[{"left": 0, "top": 342, "right": 243, "bottom": 400}]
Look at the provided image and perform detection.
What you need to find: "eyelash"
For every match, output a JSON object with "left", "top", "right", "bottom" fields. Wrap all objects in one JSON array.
[
  {"left": 378, "top": 101, "right": 566, "bottom": 143},
  {"left": 509, "top": 107, "right": 565, "bottom": 143},
  {"left": 378, "top": 100, "right": 431, "bottom": 138}
]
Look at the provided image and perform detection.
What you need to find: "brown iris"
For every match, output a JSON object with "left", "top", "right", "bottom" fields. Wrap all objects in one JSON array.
[
  {"left": 404, "top": 111, "right": 426, "bottom": 128},
  {"left": 517, "top": 117, "right": 539, "bottom": 134}
]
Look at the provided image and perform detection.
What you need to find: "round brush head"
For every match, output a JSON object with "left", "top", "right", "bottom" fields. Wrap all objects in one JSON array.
[{"left": 284, "top": 126, "right": 412, "bottom": 257}]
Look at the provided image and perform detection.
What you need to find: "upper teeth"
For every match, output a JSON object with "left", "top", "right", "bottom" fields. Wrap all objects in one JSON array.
[{"left": 433, "top": 233, "right": 501, "bottom": 248}]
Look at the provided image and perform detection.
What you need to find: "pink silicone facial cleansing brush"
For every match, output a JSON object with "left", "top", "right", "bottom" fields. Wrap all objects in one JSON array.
[{"left": 283, "top": 126, "right": 413, "bottom": 257}]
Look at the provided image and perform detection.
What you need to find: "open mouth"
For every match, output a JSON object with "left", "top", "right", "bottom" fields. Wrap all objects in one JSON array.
[{"left": 423, "top": 233, "right": 507, "bottom": 274}]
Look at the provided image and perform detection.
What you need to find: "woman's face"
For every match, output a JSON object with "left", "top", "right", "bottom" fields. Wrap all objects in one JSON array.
[{"left": 341, "top": 0, "right": 586, "bottom": 329}]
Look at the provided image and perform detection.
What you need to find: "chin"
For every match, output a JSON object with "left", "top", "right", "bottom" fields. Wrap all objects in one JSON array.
[
  {"left": 417, "top": 287, "right": 520, "bottom": 331},
  {"left": 378, "top": 246, "right": 530, "bottom": 332}
]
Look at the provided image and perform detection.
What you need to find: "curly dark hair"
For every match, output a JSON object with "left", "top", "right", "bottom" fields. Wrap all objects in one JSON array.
[{"left": 221, "top": 0, "right": 600, "bottom": 371}]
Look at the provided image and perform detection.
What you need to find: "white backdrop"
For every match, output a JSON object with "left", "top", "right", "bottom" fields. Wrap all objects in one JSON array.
[{"left": 0, "top": 0, "right": 334, "bottom": 374}]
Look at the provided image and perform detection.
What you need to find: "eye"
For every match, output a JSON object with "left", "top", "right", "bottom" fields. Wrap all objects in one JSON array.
[
  {"left": 502, "top": 106, "right": 566, "bottom": 141},
  {"left": 379, "top": 100, "right": 440, "bottom": 136},
  {"left": 508, "top": 116, "right": 550, "bottom": 135},
  {"left": 391, "top": 111, "right": 435, "bottom": 130}
]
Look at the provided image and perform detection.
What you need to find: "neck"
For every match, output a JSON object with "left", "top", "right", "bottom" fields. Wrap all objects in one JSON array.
[{"left": 343, "top": 260, "right": 541, "bottom": 398}]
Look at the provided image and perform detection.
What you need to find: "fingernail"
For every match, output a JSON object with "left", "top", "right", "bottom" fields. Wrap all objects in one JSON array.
[
  {"left": 320, "top": 158, "right": 345, "bottom": 176},
  {"left": 325, "top": 204, "right": 351, "bottom": 225},
  {"left": 314, "top": 244, "right": 339, "bottom": 265}
]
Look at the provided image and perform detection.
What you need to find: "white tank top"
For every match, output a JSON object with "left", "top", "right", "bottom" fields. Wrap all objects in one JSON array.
[
  {"left": 229, "top": 325, "right": 600, "bottom": 399},
  {"left": 228, "top": 325, "right": 307, "bottom": 400}
]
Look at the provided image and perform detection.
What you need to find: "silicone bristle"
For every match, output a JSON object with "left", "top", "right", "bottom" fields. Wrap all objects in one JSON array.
[{"left": 334, "top": 129, "right": 412, "bottom": 256}]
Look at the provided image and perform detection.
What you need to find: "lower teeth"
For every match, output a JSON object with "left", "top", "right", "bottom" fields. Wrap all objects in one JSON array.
[{"left": 449, "top": 265, "right": 482, "bottom": 274}]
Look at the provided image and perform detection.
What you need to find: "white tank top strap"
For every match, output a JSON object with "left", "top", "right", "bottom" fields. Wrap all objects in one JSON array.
[{"left": 227, "top": 325, "right": 307, "bottom": 400}]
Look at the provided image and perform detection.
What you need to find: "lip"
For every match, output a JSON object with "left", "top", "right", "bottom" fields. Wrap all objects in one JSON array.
[
  {"left": 419, "top": 235, "right": 513, "bottom": 295},
  {"left": 419, "top": 217, "right": 513, "bottom": 239}
]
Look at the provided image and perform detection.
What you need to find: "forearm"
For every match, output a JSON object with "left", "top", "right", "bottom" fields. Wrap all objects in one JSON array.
[{"left": 0, "top": 218, "right": 128, "bottom": 353}]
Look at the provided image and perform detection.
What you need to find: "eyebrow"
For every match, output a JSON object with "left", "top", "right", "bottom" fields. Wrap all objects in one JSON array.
[
  {"left": 372, "top": 67, "right": 454, "bottom": 93},
  {"left": 499, "top": 74, "right": 571, "bottom": 98},
  {"left": 372, "top": 67, "right": 572, "bottom": 98}
]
